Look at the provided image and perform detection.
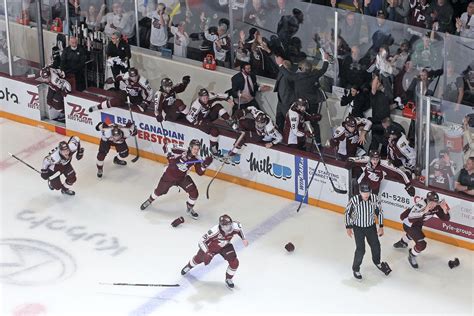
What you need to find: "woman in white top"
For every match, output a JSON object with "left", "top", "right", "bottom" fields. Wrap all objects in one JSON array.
[
  {"left": 150, "top": 3, "right": 170, "bottom": 51},
  {"left": 170, "top": 21, "right": 189, "bottom": 57}
]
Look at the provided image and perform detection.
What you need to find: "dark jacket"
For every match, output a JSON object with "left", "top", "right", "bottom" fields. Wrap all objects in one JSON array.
[
  {"left": 274, "top": 67, "right": 296, "bottom": 115},
  {"left": 370, "top": 90, "right": 391, "bottom": 124},
  {"left": 340, "top": 91, "right": 370, "bottom": 118},
  {"left": 231, "top": 71, "right": 259, "bottom": 99},
  {"left": 106, "top": 39, "right": 131, "bottom": 63},
  {"left": 279, "top": 62, "right": 329, "bottom": 104},
  {"left": 60, "top": 45, "right": 87, "bottom": 74}
]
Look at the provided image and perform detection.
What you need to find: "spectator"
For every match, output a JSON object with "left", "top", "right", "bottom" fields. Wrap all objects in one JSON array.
[
  {"left": 429, "top": 149, "right": 455, "bottom": 190},
  {"left": 406, "top": 67, "right": 443, "bottom": 100},
  {"left": 276, "top": 54, "right": 330, "bottom": 147},
  {"left": 244, "top": 29, "right": 275, "bottom": 78},
  {"left": 60, "top": 36, "right": 87, "bottom": 92},
  {"left": 367, "top": 46, "right": 395, "bottom": 101},
  {"left": 410, "top": 31, "right": 442, "bottom": 70},
  {"left": 455, "top": 1, "right": 474, "bottom": 39},
  {"left": 103, "top": 2, "right": 136, "bottom": 44},
  {"left": 426, "top": 0, "right": 454, "bottom": 33},
  {"left": 339, "top": 45, "right": 371, "bottom": 89},
  {"left": 106, "top": 31, "right": 131, "bottom": 80},
  {"left": 84, "top": 4, "right": 106, "bottom": 30},
  {"left": 386, "top": 0, "right": 410, "bottom": 24},
  {"left": 276, "top": 8, "right": 304, "bottom": 50},
  {"left": 149, "top": 3, "right": 169, "bottom": 51},
  {"left": 246, "top": 0, "right": 268, "bottom": 29},
  {"left": 367, "top": 11, "right": 393, "bottom": 53},
  {"left": 363, "top": 0, "right": 384, "bottom": 17},
  {"left": 368, "top": 76, "right": 392, "bottom": 152},
  {"left": 463, "top": 115, "right": 474, "bottom": 162},
  {"left": 408, "top": 0, "right": 430, "bottom": 28},
  {"left": 454, "top": 157, "right": 474, "bottom": 196},
  {"left": 340, "top": 85, "right": 370, "bottom": 118},
  {"left": 274, "top": 59, "right": 295, "bottom": 131},
  {"left": 170, "top": 21, "right": 190, "bottom": 58},
  {"left": 440, "top": 61, "right": 464, "bottom": 107},
  {"left": 230, "top": 62, "right": 271, "bottom": 114},
  {"left": 394, "top": 60, "right": 417, "bottom": 102},
  {"left": 67, "top": 0, "right": 82, "bottom": 29},
  {"left": 204, "top": 19, "right": 231, "bottom": 67},
  {"left": 339, "top": 12, "right": 361, "bottom": 47}
]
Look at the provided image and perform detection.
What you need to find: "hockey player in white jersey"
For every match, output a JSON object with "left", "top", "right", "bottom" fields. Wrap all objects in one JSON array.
[
  {"left": 41, "top": 136, "right": 84, "bottom": 195},
  {"left": 386, "top": 127, "right": 416, "bottom": 175},
  {"left": 331, "top": 116, "right": 372, "bottom": 160}
]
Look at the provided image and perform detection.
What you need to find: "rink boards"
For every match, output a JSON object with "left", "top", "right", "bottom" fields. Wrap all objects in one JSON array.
[{"left": 0, "top": 75, "right": 472, "bottom": 250}]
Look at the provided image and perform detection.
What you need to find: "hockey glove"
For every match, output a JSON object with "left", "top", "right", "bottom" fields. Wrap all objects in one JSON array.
[
  {"left": 95, "top": 122, "right": 106, "bottom": 131},
  {"left": 203, "top": 252, "right": 213, "bottom": 265},
  {"left": 405, "top": 184, "right": 415, "bottom": 197},
  {"left": 308, "top": 113, "right": 322, "bottom": 122},
  {"left": 41, "top": 168, "right": 50, "bottom": 180},
  {"left": 130, "top": 124, "right": 138, "bottom": 136},
  {"left": 156, "top": 113, "right": 164, "bottom": 122},
  {"left": 76, "top": 147, "right": 85, "bottom": 160},
  {"left": 202, "top": 156, "right": 213, "bottom": 168},
  {"left": 182, "top": 75, "right": 191, "bottom": 85}
]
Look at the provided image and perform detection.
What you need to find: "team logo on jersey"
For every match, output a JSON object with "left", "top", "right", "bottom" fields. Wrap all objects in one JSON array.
[
  {"left": 67, "top": 102, "right": 93, "bottom": 125},
  {"left": 246, "top": 152, "right": 292, "bottom": 180},
  {"left": 27, "top": 90, "right": 40, "bottom": 109}
]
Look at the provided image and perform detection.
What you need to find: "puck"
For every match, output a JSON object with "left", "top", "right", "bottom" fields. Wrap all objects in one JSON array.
[{"left": 284, "top": 242, "right": 295, "bottom": 252}]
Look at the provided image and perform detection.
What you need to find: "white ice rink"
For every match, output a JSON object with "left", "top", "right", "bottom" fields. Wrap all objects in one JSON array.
[{"left": 1, "top": 118, "right": 473, "bottom": 316}]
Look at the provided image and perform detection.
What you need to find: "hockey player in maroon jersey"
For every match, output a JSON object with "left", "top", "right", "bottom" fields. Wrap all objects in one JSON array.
[
  {"left": 88, "top": 68, "right": 153, "bottom": 113},
  {"left": 393, "top": 191, "right": 451, "bottom": 269},
  {"left": 386, "top": 127, "right": 416, "bottom": 175},
  {"left": 140, "top": 139, "right": 213, "bottom": 219},
  {"left": 186, "top": 88, "right": 237, "bottom": 156},
  {"left": 154, "top": 76, "right": 191, "bottom": 122},
  {"left": 230, "top": 106, "right": 283, "bottom": 156},
  {"left": 181, "top": 214, "right": 249, "bottom": 289},
  {"left": 330, "top": 116, "right": 372, "bottom": 160},
  {"left": 349, "top": 149, "right": 415, "bottom": 196},
  {"left": 40, "top": 66, "right": 72, "bottom": 121},
  {"left": 283, "top": 98, "right": 320, "bottom": 150},
  {"left": 95, "top": 121, "right": 137, "bottom": 178},
  {"left": 41, "top": 136, "right": 84, "bottom": 196}
]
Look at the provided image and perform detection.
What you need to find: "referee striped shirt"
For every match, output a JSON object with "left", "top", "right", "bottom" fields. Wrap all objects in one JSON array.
[{"left": 344, "top": 194, "right": 383, "bottom": 228}]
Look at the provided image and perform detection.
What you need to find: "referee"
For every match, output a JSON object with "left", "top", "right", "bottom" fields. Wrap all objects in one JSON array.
[{"left": 345, "top": 182, "right": 392, "bottom": 280}]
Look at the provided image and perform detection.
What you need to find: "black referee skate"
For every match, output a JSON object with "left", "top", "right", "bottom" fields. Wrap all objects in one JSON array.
[
  {"left": 408, "top": 249, "right": 419, "bottom": 269},
  {"left": 376, "top": 262, "right": 392, "bottom": 276},
  {"left": 353, "top": 271, "right": 362, "bottom": 280},
  {"left": 225, "top": 279, "right": 234, "bottom": 289},
  {"left": 114, "top": 156, "right": 127, "bottom": 166},
  {"left": 393, "top": 239, "right": 408, "bottom": 248},
  {"left": 61, "top": 188, "right": 75, "bottom": 196}
]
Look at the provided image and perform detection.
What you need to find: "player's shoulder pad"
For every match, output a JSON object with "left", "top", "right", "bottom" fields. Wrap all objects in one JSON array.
[{"left": 334, "top": 126, "right": 345, "bottom": 137}]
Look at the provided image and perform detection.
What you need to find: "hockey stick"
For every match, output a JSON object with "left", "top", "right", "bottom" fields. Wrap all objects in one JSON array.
[
  {"left": 206, "top": 131, "right": 245, "bottom": 199},
  {"left": 8, "top": 152, "right": 41, "bottom": 174},
  {"left": 296, "top": 160, "right": 321, "bottom": 213},
  {"left": 100, "top": 282, "right": 179, "bottom": 287},
  {"left": 304, "top": 122, "right": 348, "bottom": 195},
  {"left": 126, "top": 96, "right": 140, "bottom": 163}
]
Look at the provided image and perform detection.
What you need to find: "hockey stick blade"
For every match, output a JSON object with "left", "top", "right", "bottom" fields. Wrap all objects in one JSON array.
[{"left": 100, "top": 282, "right": 180, "bottom": 287}]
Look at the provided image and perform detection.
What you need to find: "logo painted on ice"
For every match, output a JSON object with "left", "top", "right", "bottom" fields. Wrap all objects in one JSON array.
[
  {"left": 27, "top": 91, "right": 40, "bottom": 109},
  {"left": 246, "top": 152, "right": 291, "bottom": 180},
  {"left": 294, "top": 156, "right": 308, "bottom": 203},
  {"left": 67, "top": 102, "right": 93, "bottom": 125},
  {"left": 0, "top": 238, "right": 76, "bottom": 286}
]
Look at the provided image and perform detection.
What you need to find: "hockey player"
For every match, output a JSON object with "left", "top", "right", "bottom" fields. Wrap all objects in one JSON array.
[
  {"left": 181, "top": 214, "right": 249, "bottom": 289},
  {"left": 233, "top": 106, "right": 283, "bottom": 152},
  {"left": 40, "top": 66, "right": 72, "bottom": 121},
  {"left": 88, "top": 68, "right": 153, "bottom": 113},
  {"left": 428, "top": 149, "right": 455, "bottom": 190},
  {"left": 386, "top": 127, "right": 416, "bottom": 175},
  {"left": 95, "top": 121, "right": 137, "bottom": 178},
  {"left": 186, "top": 88, "right": 236, "bottom": 156},
  {"left": 330, "top": 116, "right": 372, "bottom": 160},
  {"left": 41, "top": 136, "right": 84, "bottom": 196},
  {"left": 393, "top": 191, "right": 450, "bottom": 269},
  {"left": 140, "top": 139, "right": 213, "bottom": 219},
  {"left": 283, "top": 98, "right": 320, "bottom": 150},
  {"left": 154, "top": 76, "right": 191, "bottom": 123},
  {"left": 349, "top": 149, "right": 415, "bottom": 196}
]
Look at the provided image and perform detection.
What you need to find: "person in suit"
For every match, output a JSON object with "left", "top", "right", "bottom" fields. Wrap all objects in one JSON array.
[
  {"left": 275, "top": 53, "right": 330, "bottom": 146},
  {"left": 230, "top": 62, "right": 271, "bottom": 115},
  {"left": 274, "top": 59, "right": 295, "bottom": 132}
]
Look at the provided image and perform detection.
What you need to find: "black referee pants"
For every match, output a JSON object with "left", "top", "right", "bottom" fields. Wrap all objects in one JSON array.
[{"left": 352, "top": 224, "right": 381, "bottom": 272}]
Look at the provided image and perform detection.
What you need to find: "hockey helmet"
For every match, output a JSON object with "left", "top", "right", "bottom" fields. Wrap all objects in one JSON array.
[
  {"left": 359, "top": 182, "right": 372, "bottom": 193},
  {"left": 369, "top": 149, "right": 381, "bottom": 159},
  {"left": 292, "top": 98, "right": 309, "bottom": 111},
  {"left": 188, "top": 139, "right": 201, "bottom": 149},
  {"left": 198, "top": 88, "right": 209, "bottom": 97},
  {"left": 161, "top": 77, "right": 173, "bottom": 92},
  {"left": 344, "top": 116, "right": 357, "bottom": 128},
  {"left": 111, "top": 126, "right": 123, "bottom": 139},
  {"left": 40, "top": 67, "right": 51, "bottom": 79},
  {"left": 386, "top": 126, "right": 402, "bottom": 138},
  {"left": 439, "top": 149, "right": 449, "bottom": 158},
  {"left": 219, "top": 214, "right": 233, "bottom": 233},
  {"left": 426, "top": 191, "right": 440, "bottom": 203},
  {"left": 255, "top": 112, "right": 267, "bottom": 129},
  {"left": 129, "top": 67, "right": 139, "bottom": 78},
  {"left": 58, "top": 141, "right": 70, "bottom": 157}
]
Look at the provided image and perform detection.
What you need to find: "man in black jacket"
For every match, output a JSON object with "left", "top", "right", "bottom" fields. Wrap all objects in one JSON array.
[
  {"left": 106, "top": 31, "right": 131, "bottom": 80},
  {"left": 369, "top": 76, "right": 392, "bottom": 152},
  {"left": 276, "top": 53, "right": 329, "bottom": 146},
  {"left": 61, "top": 36, "right": 87, "bottom": 91},
  {"left": 230, "top": 62, "right": 271, "bottom": 115},
  {"left": 274, "top": 59, "right": 295, "bottom": 131},
  {"left": 340, "top": 85, "right": 370, "bottom": 118}
]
